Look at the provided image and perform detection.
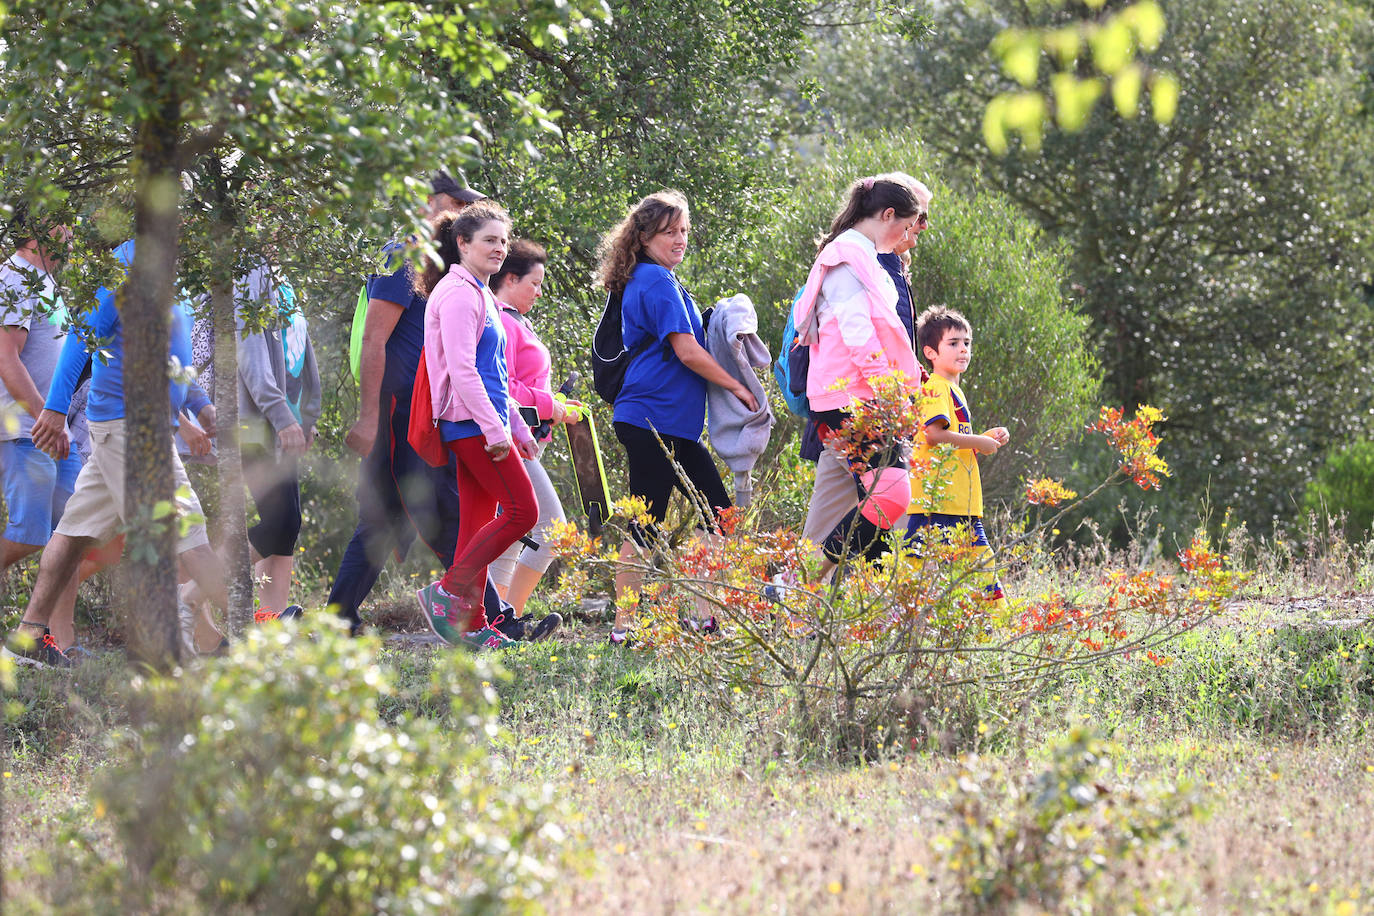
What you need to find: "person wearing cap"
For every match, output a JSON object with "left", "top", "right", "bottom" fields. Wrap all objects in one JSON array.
[
  {"left": 327, "top": 176, "right": 545, "bottom": 641},
  {"left": 428, "top": 172, "right": 488, "bottom": 212}
]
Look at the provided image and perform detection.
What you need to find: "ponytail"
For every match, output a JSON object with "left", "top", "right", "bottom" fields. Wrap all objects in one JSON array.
[{"left": 817, "top": 176, "right": 922, "bottom": 252}]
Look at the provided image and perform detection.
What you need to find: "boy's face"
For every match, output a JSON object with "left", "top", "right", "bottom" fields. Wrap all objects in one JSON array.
[{"left": 924, "top": 326, "right": 972, "bottom": 379}]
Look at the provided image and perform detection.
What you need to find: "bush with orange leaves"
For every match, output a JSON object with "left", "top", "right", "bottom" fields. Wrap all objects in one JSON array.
[{"left": 547, "top": 383, "right": 1244, "bottom": 759}]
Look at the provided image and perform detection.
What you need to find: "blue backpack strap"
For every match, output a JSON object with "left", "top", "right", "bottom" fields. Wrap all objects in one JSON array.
[{"left": 775, "top": 288, "right": 810, "bottom": 418}]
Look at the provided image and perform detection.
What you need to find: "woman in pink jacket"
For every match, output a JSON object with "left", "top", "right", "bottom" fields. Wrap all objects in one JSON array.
[
  {"left": 413, "top": 204, "right": 539, "bottom": 650},
  {"left": 487, "top": 239, "right": 574, "bottom": 618},
  {"left": 792, "top": 176, "right": 926, "bottom": 573}
]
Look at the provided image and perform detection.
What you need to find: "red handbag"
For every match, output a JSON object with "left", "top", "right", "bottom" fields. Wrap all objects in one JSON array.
[{"left": 407, "top": 348, "right": 448, "bottom": 467}]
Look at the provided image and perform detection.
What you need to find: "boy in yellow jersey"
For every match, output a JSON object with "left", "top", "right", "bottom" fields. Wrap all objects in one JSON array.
[{"left": 906, "top": 306, "right": 1008, "bottom": 609}]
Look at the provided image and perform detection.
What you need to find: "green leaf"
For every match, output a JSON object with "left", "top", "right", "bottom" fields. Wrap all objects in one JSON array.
[
  {"left": 1004, "top": 90, "right": 1049, "bottom": 150},
  {"left": 1125, "top": 1, "right": 1167, "bottom": 52},
  {"left": 1112, "top": 64, "right": 1144, "bottom": 119},
  {"left": 1043, "top": 26, "right": 1082, "bottom": 70},
  {"left": 1150, "top": 72, "right": 1180, "bottom": 124},
  {"left": 983, "top": 95, "right": 1010, "bottom": 155},
  {"left": 993, "top": 30, "right": 1041, "bottom": 88},
  {"left": 1089, "top": 19, "right": 1134, "bottom": 76},
  {"left": 1052, "top": 74, "right": 1103, "bottom": 132}
]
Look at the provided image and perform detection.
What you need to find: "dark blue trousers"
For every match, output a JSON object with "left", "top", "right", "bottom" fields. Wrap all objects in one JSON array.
[{"left": 327, "top": 395, "right": 507, "bottom": 630}]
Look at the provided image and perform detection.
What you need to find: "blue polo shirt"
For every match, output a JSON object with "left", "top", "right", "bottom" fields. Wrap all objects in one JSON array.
[
  {"left": 44, "top": 239, "right": 199, "bottom": 424},
  {"left": 367, "top": 242, "right": 427, "bottom": 397},
  {"left": 613, "top": 262, "right": 706, "bottom": 440}
]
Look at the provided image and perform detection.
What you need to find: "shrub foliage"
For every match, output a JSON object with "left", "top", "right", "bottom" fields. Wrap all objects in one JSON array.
[
  {"left": 81, "top": 626, "right": 565, "bottom": 914},
  {"left": 549, "top": 386, "right": 1243, "bottom": 760}
]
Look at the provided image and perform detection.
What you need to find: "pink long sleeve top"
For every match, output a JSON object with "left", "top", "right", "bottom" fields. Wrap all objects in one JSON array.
[
  {"left": 424, "top": 263, "right": 531, "bottom": 449},
  {"left": 499, "top": 306, "right": 555, "bottom": 420},
  {"left": 792, "top": 229, "right": 919, "bottom": 412}
]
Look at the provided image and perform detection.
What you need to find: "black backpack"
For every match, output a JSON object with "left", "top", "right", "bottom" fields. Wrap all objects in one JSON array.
[
  {"left": 591, "top": 288, "right": 652, "bottom": 405},
  {"left": 592, "top": 267, "right": 705, "bottom": 405}
]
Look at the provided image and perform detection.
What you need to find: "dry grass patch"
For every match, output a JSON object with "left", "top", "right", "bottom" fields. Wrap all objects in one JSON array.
[{"left": 535, "top": 731, "right": 1374, "bottom": 914}]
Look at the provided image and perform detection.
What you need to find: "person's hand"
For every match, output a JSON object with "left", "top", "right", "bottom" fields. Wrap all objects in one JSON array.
[
  {"left": 559, "top": 397, "right": 585, "bottom": 425},
  {"left": 985, "top": 426, "right": 1010, "bottom": 448},
  {"left": 181, "top": 420, "right": 212, "bottom": 457},
  {"left": 550, "top": 398, "right": 569, "bottom": 426},
  {"left": 973, "top": 434, "right": 1000, "bottom": 456},
  {"left": 30, "top": 409, "right": 69, "bottom": 460},
  {"left": 486, "top": 439, "right": 512, "bottom": 462},
  {"left": 345, "top": 416, "right": 376, "bottom": 457},
  {"left": 305, "top": 426, "right": 317, "bottom": 452},
  {"left": 732, "top": 385, "right": 759, "bottom": 412},
  {"left": 197, "top": 404, "right": 217, "bottom": 439},
  {"left": 516, "top": 437, "right": 539, "bottom": 460},
  {"left": 278, "top": 422, "right": 307, "bottom": 457}
]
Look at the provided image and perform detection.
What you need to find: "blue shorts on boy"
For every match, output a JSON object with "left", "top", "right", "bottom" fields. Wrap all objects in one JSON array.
[
  {"left": 0, "top": 438, "right": 81, "bottom": 547},
  {"left": 904, "top": 512, "right": 1007, "bottom": 608}
]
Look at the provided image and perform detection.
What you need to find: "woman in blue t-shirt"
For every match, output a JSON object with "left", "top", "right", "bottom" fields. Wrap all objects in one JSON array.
[{"left": 596, "top": 190, "right": 758, "bottom": 645}]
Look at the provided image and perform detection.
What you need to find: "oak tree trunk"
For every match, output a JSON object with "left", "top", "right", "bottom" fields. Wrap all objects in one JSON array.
[
  {"left": 119, "top": 97, "right": 184, "bottom": 670},
  {"left": 211, "top": 254, "right": 254, "bottom": 633}
]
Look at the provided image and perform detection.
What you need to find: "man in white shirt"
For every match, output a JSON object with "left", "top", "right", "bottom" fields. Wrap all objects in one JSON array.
[{"left": 0, "top": 221, "right": 87, "bottom": 654}]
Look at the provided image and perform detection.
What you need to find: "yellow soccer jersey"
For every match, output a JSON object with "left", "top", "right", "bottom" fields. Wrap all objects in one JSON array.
[{"left": 908, "top": 375, "right": 983, "bottom": 517}]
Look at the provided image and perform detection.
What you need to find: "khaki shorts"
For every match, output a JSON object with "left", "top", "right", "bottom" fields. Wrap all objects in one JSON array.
[
  {"left": 802, "top": 443, "right": 859, "bottom": 550},
  {"left": 55, "top": 419, "right": 211, "bottom": 552},
  {"left": 802, "top": 439, "right": 914, "bottom": 553}
]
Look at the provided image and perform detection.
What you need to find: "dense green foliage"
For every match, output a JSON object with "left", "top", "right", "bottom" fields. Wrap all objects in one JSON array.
[
  {"left": 455, "top": 0, "right": 808, "bottom": 298},
  {"left": 811, "top": 0, "right": 1374, "bottom": 532},
  {"left": 1304, "top": 439, "right": 1374, "bottom": 540}
]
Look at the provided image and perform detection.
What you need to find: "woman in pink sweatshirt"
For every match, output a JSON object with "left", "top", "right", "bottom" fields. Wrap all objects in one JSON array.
[
  {"left": 488, "top": 239, "right": 574, "bottom": 618},
  {"left": 413, "top": 204, "right": 539, "bottom": 650},
  {"left": 791, "top": 176, "right": 926, "bottom": 573}
]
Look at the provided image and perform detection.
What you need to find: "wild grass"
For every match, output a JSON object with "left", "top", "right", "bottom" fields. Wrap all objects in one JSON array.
[{"left": 3, "top": 530, "right": 1373, "bottom": 912}]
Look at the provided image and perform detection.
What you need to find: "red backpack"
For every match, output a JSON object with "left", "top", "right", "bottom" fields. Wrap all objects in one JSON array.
[{"left": 407, "top": 348, "right": 448, "bottom": 467}]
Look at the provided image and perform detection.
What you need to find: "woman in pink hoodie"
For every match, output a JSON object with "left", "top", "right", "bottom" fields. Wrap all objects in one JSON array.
[
  {"left": 488, "top": 239, "right": 574, "bottom": 619},
  {"left": 413, "top": 204, "right": 539, "bottom": 650},
  {"left": 791, "top": 176, "right": 926, "bottom": 573}
]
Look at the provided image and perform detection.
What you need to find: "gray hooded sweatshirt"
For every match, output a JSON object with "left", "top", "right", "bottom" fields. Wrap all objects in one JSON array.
[
  {"left": 705, "top": 293, "right": 775, "bottom": 506},
  {"left": 236, "top": 264, "right": 321, "bottom": 449}
]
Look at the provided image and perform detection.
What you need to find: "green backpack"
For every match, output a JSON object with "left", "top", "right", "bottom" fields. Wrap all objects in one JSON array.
[{"left": 348, "top": 283, "right": 367, "bottom": 380}]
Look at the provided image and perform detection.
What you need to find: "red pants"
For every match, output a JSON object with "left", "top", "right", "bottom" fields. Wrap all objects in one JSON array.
[{"left": 440, "top": 436, "right": 538, "bottom": 629}]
